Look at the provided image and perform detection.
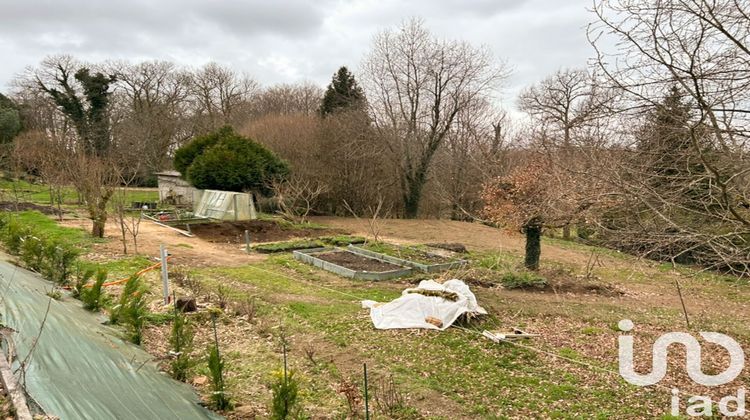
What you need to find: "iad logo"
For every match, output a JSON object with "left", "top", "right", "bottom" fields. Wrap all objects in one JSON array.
[{"left": 617, "top": 319, "right": 746, "bottom": 417}]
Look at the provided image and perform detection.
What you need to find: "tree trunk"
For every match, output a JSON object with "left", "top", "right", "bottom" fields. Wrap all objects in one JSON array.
[
  {"left": 524, "top": 217, "right": 542, "bottom": 271},
  {"left": 562, "top": 224, "right": 571, "bottom": 240},
  {"left": 88, "top": 190, "right": 113, "bottom": 239},
  {"left": 403, "top": 169, "right": 427, "bottom": 219},
  {"left": 92, "top": 218, "right": 106, "bottom": 238}
]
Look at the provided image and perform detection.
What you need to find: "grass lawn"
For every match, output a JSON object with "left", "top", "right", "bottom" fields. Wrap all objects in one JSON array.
[
  {"left": 3, "top": 209, "right": 749, "bottom": 418},
  {"left": 6, "top": 210, "right": 93, "bottom": 245},
  {"left": 0, "top": 178, "right": 158, "bottom": 206},
  {"left": 154, "top": 253, "right": 686, "bottom": 418}
]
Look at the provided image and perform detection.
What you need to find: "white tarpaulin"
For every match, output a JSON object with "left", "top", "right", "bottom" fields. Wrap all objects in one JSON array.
[{"left": 362, "top": 279, "right": 487, "bottom": 330}]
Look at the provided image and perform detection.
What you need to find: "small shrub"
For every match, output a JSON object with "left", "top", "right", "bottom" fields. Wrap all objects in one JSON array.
[
  {"left": 2, "top": 219, "right": 33, "bottom": 255},
  {"left": 374, "top": 375, "right": 410, "bottom": 417},
  {"left": 214, "top": 285, "right": 230, "bottom": 310},
  {"left": 232, "top": 296, "right": 257, "bottom": 322},
  {"left": 80, "top": 269, "right": 109, "bottom": 311},
  {"left": 20, "top": 235, "right": 45, "bottom": 271},
  {"left": 207, "top": 343, "right": 232, "bottom": 411},
  {"left": 46, "top": 287, "right": 63, "bottom": 301},
  {"left": 119, "top": 276, "right": 149, "bottom": 345},
  {"left": 42, "top": 242, "right": 79, "bottom": 285},
  {"left": 181, "top": 273, "right": 204, "bottom": 297},
  {"left": 303, "top": 344, "right": 316, "bottom": 366},
  {"left": 110, "top": 275, "right": 141, "bottom": 325},
  {"left": 169, "top": 309, "right": 194, "bottom": 382},
  {"left": 499, "top": 271, "right": 548, "bottom": 289},
  {"left": 72, "top": 268, "right": 95, "bottom": 299},
  {"left": 337, "top": 378, "right": 362, "bottom": 418},
  {"left": 271, "top": 369, "right": 300, "bottom": 419}
]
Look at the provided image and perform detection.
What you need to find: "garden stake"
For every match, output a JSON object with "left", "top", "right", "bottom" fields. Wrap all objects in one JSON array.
[
  {"left": 160, "top": 244, "right": 169, "bottom": 304},
  {"left": 283, "top": 342, "right": 288, "bottom": 384},
  {"left": 363, "top": 363, "right": 369, "bottom": 420},
  {"left": 244, "top": 230, "right": 251, "bottom": 253}
]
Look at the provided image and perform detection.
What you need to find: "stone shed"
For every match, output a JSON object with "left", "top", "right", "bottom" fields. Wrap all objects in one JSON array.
[{"left": 155, "top": 171, "right": 196, "bottom": 206}]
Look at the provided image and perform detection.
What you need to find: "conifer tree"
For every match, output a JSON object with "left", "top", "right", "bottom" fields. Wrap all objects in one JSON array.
[{"left": 319, "top": 66, "right": 365, "bottom": 116}]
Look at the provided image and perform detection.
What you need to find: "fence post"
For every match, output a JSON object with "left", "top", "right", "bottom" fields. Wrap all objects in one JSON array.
[
  {"left": 160, "top": 244, "right": 169, "bottom": 305},
  {"left": 244, "top": 230, "right": 251, "bottom": 253}
]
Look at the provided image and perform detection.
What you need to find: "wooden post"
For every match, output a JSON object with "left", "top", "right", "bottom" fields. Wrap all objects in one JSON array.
[
  {"left": 160, "top": 244, "right": 169, "bottom": 305},
  {"left": 244, "top": 230, "right": 251, "bottom": 253},
  {"left": 363, "top": 363, "right": 370, "bottom": 420},
  {"left": 233, "top": 194, "right": 238, "bottom": 222},
  {"left": 0, "top": 348, "right": 32, "bottom": 420}
]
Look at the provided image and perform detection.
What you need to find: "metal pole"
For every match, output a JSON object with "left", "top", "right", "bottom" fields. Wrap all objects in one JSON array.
[
  {"left": 233, "top": 194, "right": 238, "bottom": 221},
  {"left": 160, "top": 244, "right": 169, "bottom": 305},
  {"left": 244, "top": 230, "right": 251, "bottom": 253},
  {"left": 363, "top": 363, "right": 369, "bottom": 420}
]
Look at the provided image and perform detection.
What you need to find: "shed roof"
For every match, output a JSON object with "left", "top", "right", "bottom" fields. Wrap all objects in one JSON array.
[{"left": 154, "top": 170, "right": 182, "bottom": 177}]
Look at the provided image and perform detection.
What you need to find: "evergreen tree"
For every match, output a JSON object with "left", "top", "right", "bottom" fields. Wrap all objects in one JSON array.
[
  {"left": 319, "top": 66, "right": 365, "bottom": 116},
  {"left": 636, "top": 86, "right": 712, "bottom": 200},
  {"left": 0, "top": 93, "right": 21, "bottom": 144},
  {"left": 176, "top": 126, "right": 289, "bottom": 193}
]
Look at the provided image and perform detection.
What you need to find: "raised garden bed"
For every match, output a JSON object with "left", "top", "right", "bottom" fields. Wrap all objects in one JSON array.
[
  {"left": 252, "top": 235, "right": 366, "bottom": 253},
  {"left": 293, "top": 248, "right": 413, "bottom": 280},
  {"left": 349, "top": 243, "right": 468, "bottom": 273}
]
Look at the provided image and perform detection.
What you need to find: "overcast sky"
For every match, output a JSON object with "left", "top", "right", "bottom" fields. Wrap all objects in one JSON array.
[{"left": 0, "top": 0, "right": 596, "bottom": 110}]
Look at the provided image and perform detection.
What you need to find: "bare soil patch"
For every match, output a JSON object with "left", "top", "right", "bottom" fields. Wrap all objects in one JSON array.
[
  {"left": 60, "top": 216, "right": 268, "bottom": 268},
  {"left": 316, "top": 251, "right": 404, "bottom": 272},
  {"left": 0, "top": 201, "right": 57, "bottom": 215},
  {"left": 189, "top": 220, "right": 343, "bottom": 244}
]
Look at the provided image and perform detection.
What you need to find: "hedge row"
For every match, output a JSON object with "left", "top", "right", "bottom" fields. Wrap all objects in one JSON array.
[{"left": 0, "top": 214, "right": 79, "bottom": 285}]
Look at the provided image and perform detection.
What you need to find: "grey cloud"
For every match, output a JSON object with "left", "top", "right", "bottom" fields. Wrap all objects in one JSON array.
[{"left": 0, "top": 0, "right": 596, "bottom": 113}]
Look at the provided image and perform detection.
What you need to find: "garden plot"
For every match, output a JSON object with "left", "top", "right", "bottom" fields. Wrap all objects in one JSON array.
[
  {"left": 189, "top": 219, "right": 344, "bottom": 244},
  {"left": 293, "top": 247, "right": 413, "bottom": 280},
  {"left": 349, "top": 242, "right": 467, "bottom": 273}
]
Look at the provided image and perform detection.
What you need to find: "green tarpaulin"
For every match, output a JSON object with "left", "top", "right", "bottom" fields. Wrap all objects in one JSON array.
[{"left": 0, "top": 257, "right": 221, "bottom": 420}]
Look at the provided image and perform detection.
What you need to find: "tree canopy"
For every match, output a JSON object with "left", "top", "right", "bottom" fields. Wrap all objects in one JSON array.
[
  {"left": 38, "top": 66, "right": 116, "bottom": 156},
  {"left": 0, "top": 93, "right": 22, "bottom": 144},
  {"left": 319, "top": 66, "right": 365, "bottom": 116},
  {"left": 176, "top": 126, "right": 289, "bottom": 193}
]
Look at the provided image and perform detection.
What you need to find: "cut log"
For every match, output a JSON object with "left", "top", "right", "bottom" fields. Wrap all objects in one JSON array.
[{"left": 175, "top": 297, "right": 197, "bottom": 313}]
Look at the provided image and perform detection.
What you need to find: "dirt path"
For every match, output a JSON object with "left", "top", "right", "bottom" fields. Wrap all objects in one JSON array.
[{"left": 60, "top": 217, "right": 266, "bottom": 267}]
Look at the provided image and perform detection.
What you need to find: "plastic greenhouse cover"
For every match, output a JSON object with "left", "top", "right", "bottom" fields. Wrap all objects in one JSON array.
[{"left": 0, "top": 259, "right": 221, "bottom": 420}]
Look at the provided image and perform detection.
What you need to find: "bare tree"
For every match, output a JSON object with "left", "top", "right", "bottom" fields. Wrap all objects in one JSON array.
[
  {"left": 249, "top": 82, "right": 323, "bottom": 118},
  {"left": 434, "top": 99, "right": 510, "bottom": 219},
  {"left": 111, "top": 60, "right": 192, "bottom": 176},
  {"left": 12, "top": 130, "right": 70, "bottom": 219},
  {"left": 189, "top": 62, "right": 257, "bottom": 132},
  {"left": 518, "top": 69, "right": 617, "bottom": 238},
  {"left": 587, "top": 0, "right": 750, "bottom": 274},
  {"left": 271, "top": 176, "right": 327, "bottom": 224},
  {"left": 519, "top": 69, "right": 613, "bottom": 151},
  {"left": 243, "top": 110, "right": 399, "bottom": 216},
  {"left": 362, "top": 18, "right": 508, "bottom": 218}
]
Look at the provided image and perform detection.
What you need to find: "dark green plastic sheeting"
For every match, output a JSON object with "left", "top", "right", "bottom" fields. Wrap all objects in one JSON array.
[{"left": 0, "top": 258, "right": 221, "bottom": 420}]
